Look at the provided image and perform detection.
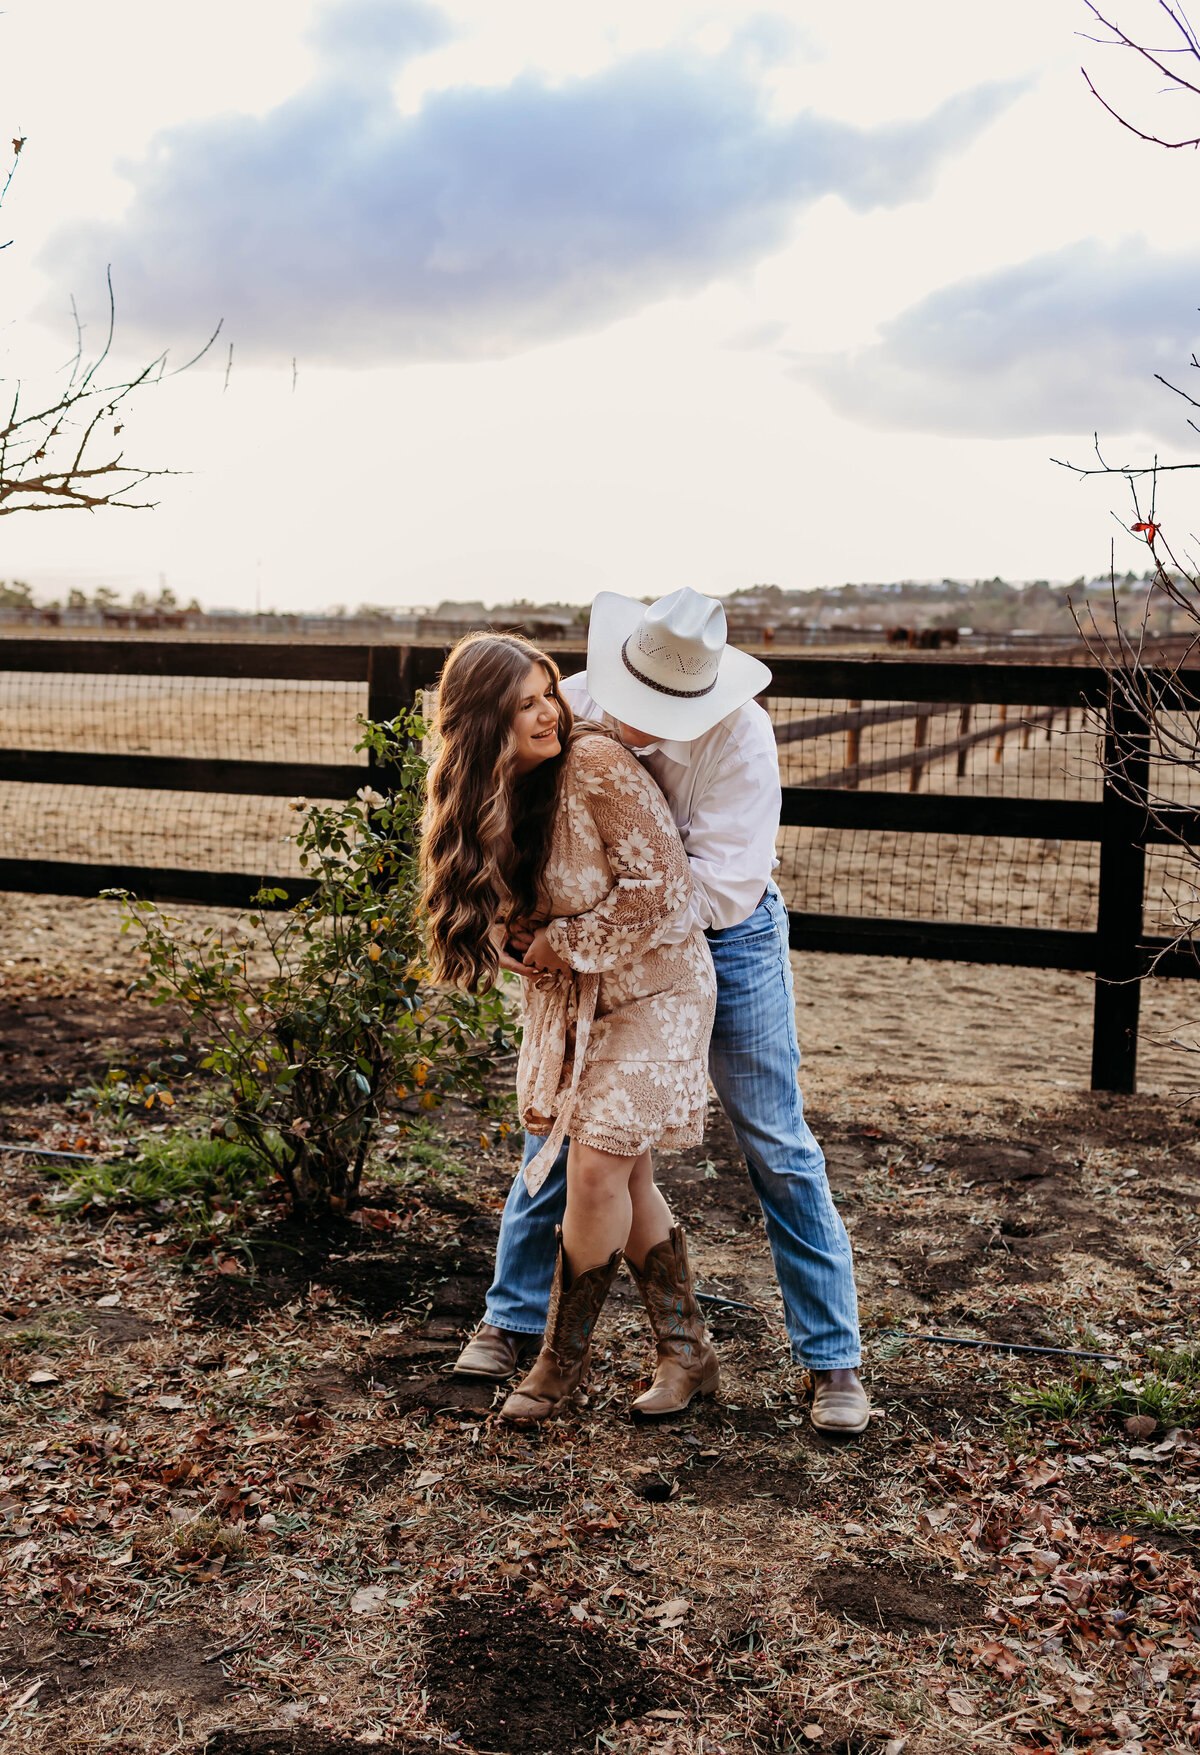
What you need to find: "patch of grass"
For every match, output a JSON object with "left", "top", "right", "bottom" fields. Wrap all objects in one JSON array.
[
  {"left": 1144, "top": 1343, "right": 1200, "bottom": 1385},
  {"left": 1013, "top": 1365, "right": 1200, "bottom": 1427},
  {"left": 1136, "top": 1497, "right": 1200, "bottom": 1532},
  {"left": 171, "top": 1516, "right": 249, "bottom": 1561},
  {"left": 37, "top": 1132, "right": 271, "bottom": 1232}
]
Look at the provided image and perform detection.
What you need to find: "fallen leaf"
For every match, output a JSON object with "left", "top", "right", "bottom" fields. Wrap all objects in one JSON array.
[
  {"left": 974, "top": 1639, "right": 1025, "bottom": 1680},
  {"left": 412, "top": 1469, "right": 445, "bottom": 1490},
  {"left": 842, "top": 1522, "right": 865, "bottom": 1537},
  {"left": 1070, "top": 1688, "right": 1095, "bottom": 1711},
  {"left": 245, "top": 1429, "right": 290, "bottom": 1447},
  {"left": 802, "top": 1727, "right": 824, "bottom": 1742},
  {"left": 1124, "top": 1415, "right": 1157, "bottom": 1439},
  {"left": 157, "top": 1394, "right": 187, "bottom": 1411},
  {"left": 27, "top": 1370, "right": 58, "bottom": 1386},
  {"left": 350, "top": 1585, "right": 389, "bottom": 1615},
  {"left": 946, "top": 1690, "right": 976, "bottom": 1717},
  {"left": 95, "top": 1293, "right": 121, "bottom": 1309},
  {"left": 883, "top": 1741, "right": 908, "bottom": 1755},
  {"left": 646, "top": 1710, "right": 686, "bottom": 1721}
]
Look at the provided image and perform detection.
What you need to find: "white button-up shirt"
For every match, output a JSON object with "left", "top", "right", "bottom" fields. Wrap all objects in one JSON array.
[{"left": 559, "top": 672, "right": 781, "bottom": 941}]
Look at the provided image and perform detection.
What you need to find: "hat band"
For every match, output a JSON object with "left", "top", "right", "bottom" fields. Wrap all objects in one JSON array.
[{"left": 621, "top": 636, "right": 718, "bottom": 700}]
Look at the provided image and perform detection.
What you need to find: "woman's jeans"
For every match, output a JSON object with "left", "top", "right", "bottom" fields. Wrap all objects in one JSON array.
[{"left": 483, "top": 886, "right": 861, "bottom": 1369}]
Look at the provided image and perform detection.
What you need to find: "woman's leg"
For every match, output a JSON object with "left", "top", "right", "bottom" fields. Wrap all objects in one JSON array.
[
  {"left": 562, "top": 1140, "right": 640, "bottom": 1270},
  {"left": 500, "top": 1139, "right": 633, "bottom": 1426},
  {"left": 622, "top": 1153, "right": 720, "bottom": 1417},
  {"left": 623, "top": 1150, "right": 674, "bottom": 1271}
]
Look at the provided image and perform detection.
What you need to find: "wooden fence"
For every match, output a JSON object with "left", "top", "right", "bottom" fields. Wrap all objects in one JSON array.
[{"left": 0, "top": 638, "right": 1196, "bottom": 1094}]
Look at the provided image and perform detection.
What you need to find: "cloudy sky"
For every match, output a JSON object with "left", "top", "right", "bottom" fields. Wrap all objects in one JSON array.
[{"left": 1, "top": 0, "right": 1197, "bottom": 611}]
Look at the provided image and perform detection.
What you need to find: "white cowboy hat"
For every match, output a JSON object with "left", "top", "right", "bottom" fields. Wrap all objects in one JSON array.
[{"left": 584, "top": 587, "right": 772, "bottom": 741}]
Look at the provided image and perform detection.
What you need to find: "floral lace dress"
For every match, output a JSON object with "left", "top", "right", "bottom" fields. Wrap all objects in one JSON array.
[{"left": 517, "top": 727, "right": 717, "bottom": 1193}]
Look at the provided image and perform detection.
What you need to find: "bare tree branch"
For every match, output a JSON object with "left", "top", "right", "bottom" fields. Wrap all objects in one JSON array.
[{"left": 0, "top": 141, "right": 222, "bottom": 518}]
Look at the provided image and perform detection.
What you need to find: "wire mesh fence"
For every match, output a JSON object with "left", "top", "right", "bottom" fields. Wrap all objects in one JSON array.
[
  {"left": 0, "top": 669, "right": 369, "bottom": 876},
  {"left": 767, "top": 695, "right": 1109, "bottom": 933},
  {"left": 0, "top": 639, "right": 1197, "bottom": 1088}
]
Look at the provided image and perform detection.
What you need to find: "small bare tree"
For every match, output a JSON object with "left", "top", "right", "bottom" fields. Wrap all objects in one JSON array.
[
  {"left": 1055, "top": 3, "right": 1200, "bottom": 979},
  {"left": 0, "top": 138, "right": 218, "bottom": 523}
]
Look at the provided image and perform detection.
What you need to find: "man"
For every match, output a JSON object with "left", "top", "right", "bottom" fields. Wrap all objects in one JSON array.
[{"left": 455, "top": 586, "right": 869, "bottom": 1434}]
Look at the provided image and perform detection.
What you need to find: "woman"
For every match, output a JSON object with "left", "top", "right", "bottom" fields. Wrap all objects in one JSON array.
[{"left": 421, "top": 632, "right": 718, "bottom": 1424}]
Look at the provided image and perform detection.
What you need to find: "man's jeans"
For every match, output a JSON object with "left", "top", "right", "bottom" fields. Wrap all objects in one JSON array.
[{"left": 483, "top": 886, "right": 861, "bottom": 1368}]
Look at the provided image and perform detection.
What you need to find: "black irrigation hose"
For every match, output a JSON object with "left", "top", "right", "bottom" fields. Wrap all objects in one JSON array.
[
  {"left": 917, "top": 1332, "right": 1123, "bottom": 1363},
  {"left": 0, "top": 1142, "right": 104, "bottom": 1162},
  {"left": 695, "top": 1292, "right": 759, "bottom": 1312}
]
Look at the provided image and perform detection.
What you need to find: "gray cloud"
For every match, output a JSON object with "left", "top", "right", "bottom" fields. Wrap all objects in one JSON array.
[
  {"left": 41, "top": 1, "right": 1019, "bottom": 364},
  {"left": 793, "top": 238, "right": 1200, "bottom": 438}
]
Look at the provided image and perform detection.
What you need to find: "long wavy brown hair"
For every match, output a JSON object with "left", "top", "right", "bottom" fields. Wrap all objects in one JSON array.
[{"left": 420, "top": 632, "right": 574, "bottom": 992}]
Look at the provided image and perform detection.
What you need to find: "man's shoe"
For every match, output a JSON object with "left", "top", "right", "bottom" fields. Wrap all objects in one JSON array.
[
  {"left": 810, "top": 1369, "right": 870, "bottom": 1435},
  {"left": 626, "top": 1227, "right": 720, "bottom": 1418},
  {"left": 453, "top": 1324, "right": 534, "bottom": 1380}
]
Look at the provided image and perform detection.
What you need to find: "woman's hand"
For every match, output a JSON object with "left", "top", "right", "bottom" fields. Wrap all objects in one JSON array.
[
  {"left": 523, "top": 926, "right": 571, "bottom": 977},
  {"left": 491, "top": 920, "right": 531, "bottom": 978}
]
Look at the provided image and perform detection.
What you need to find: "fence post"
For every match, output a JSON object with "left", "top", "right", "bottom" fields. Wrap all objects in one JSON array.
[
  {"left": 1090, "top": 696, "right": 1149, "bottom": 1093},
  {"left": 367, "top": 645, "right": 418, "bottom": 781}
]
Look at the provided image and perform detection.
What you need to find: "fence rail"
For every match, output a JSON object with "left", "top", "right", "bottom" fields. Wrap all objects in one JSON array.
[{"left": 0, "top": 639, "right": 1195, "bottom": 1093}]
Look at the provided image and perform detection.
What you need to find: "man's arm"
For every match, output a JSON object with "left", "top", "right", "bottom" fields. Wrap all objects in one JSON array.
[{"left": 659, "top": 712, "right": 781, "bottom": 940}]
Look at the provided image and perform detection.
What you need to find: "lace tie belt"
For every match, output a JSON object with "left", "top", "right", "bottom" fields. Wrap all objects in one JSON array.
[{"left": 522, "top": 969, "right": 600, "bottom": 1195}]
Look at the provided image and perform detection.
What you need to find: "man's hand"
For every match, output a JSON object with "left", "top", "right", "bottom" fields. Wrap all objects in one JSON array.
[
  {"left": 507, "top": 924, "right": 535, "bottom": 955},
  {"left": 496, "top": 944, "right": 532, "bottom": 977},
  {"left": 523, "top": 926, "right": 570, "bottom": 977}
]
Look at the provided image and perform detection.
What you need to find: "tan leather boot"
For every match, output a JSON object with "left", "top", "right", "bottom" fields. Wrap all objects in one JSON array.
[
  {"left": 810, "top": 1370, "right": 870, "bottom": 1435},
  {"left": 453, "top": 1325, "right": 536, "bottom": 1380},
  {"left": 500, "top": 1230, "right": 621, "bottom": 1425},
  {"left": 626, "top": 1226, "right": 720, "bottom": 1418}
]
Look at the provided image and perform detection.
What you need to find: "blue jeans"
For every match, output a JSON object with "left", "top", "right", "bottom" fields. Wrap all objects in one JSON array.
[{"left": 483, "top": 886, "right": 861, "bottom": 1368}]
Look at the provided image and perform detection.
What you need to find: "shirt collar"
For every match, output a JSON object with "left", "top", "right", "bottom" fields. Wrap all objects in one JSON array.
[{"left": 594, "top": 707, "right": 693, "bottom": 764}]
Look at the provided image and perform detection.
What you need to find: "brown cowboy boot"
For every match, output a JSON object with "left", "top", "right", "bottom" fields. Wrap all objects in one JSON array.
[
  {"left": 452, "top": 1324, "right": 537, "bottom": 1380},
  {"left": 500, "top": 1229, "right": 621, "bottom": 1425},
  {"left": 626, "top": 1226, "right": 720, "bottom": 1417}
]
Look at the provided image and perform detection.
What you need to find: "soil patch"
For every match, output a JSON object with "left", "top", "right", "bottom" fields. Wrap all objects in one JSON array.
[
  {"left": 0, "top": 1303, "right": 157, "bottom": 1350},
  {"left": 875, "top": 1383, "right": 1006, "bottom": 1437},
  {"left": 947, "top": 1140, "right": 1053, "bottom": 1184},
  {"left": 422, "top": 1595, "right": 658, "bottom": 1752},
  {"left": 187, "top": 1223, "right": 490, "bottom": 1327},
  {"left": 0, "top": 1619, "right": 230, "bottom": 1704},
  {"left": 810, "top": 1563, "right": 986, "bottom": 1633},
  {"left": 99, "top": 1626, "right": 233, "bottom": 1702},
  {"left": 384, "top": 1372, "right": 497, "bottom": 1415},
  {"left": 337, "top": 1444, "right": 413, "bottom": 1490},
  {"left": 0, "top": 992, "right": 191, "bottom": 1103},
  {"left": 679, "top": 1457, "right": 809, "bottom": 1508},
  {"left": 204, "top": 1734, "right": 401, "bottom": 1755}
]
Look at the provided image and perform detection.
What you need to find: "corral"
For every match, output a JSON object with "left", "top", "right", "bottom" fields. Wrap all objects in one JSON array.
[{"left": 0, "top": 637, "right": 1196, "bottom": 1089}]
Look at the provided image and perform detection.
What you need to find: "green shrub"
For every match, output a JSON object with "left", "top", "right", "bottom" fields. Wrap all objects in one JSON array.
[{"left": 111, "top": 714, "right": 515, "bottom": 1221}]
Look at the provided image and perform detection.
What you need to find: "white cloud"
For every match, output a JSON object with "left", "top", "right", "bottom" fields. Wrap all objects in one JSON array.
[
  {"left": 792, "top": 237, "right": 1200, "bottom": 438},
  {"left": 40, "top": 0, "right": 1019, "bottom": 365}
]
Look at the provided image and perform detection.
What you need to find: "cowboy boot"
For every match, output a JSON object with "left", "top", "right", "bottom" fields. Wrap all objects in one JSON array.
[
  {"left": 500, "top": 1229, "right": 621, "bottom": 1425},
  {"left": 453, "top": 1324, "right": 538, "bottom": 1380},
  {"left": 626, "top": 1226, "right": 720, "bottom": 1418}
]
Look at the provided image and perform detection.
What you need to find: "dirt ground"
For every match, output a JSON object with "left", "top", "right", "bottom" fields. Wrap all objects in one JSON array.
[{"left": 0, "top": 893, "right": 1198, "bottom": 1755}]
